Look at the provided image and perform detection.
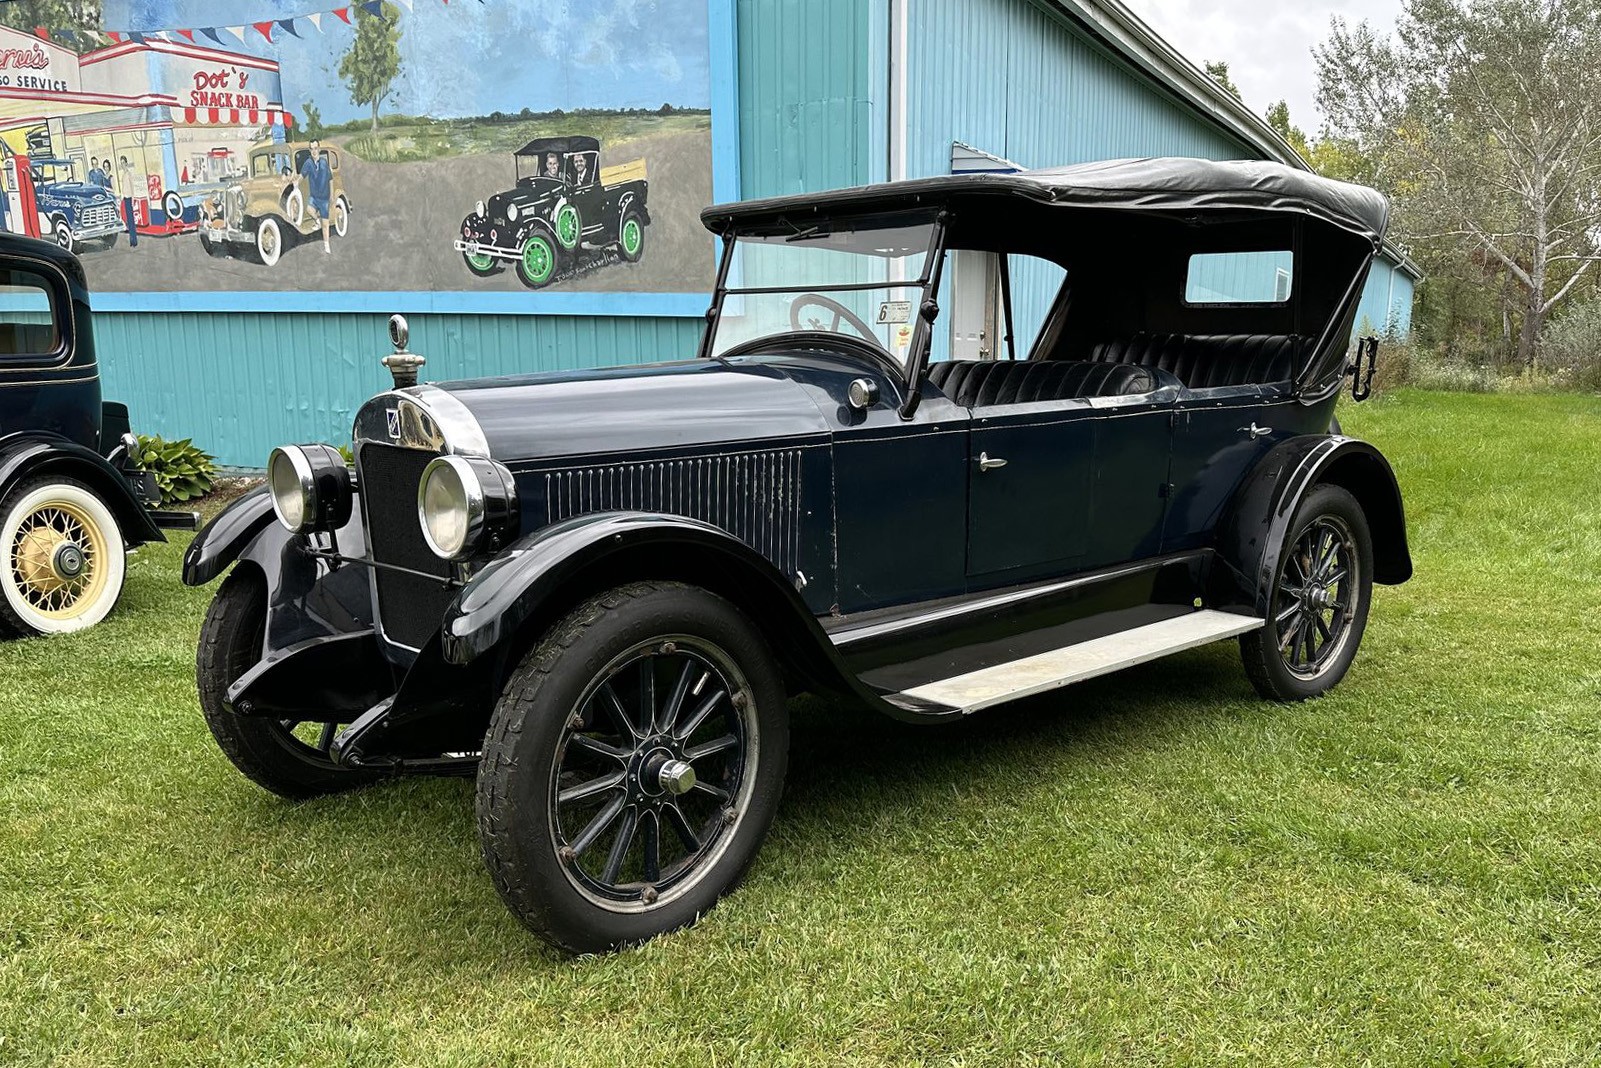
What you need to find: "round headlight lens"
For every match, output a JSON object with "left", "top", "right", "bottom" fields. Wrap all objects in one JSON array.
[
  {"left": 268, "top": 446, "right": 313, "bottom": 532},
  {"left": 475, "top": 199, "right": 486, "bottom": 218},
  {"left": 419, "top": 456, "right": 478, "bottom": 559},
  {"left": 506, "top": 202, "right": 519, "bottom": 222}
]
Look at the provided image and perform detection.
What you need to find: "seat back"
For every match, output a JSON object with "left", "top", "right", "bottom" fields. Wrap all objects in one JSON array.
[
  {"left": 1089, "top": 334, "right": 1301, "bottom": 389},
  {"left": 928, "top": 359, "right": 1156, "bottom": 407}
]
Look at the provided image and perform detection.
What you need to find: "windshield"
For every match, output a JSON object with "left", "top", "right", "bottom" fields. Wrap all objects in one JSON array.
[{"left": 708, "top": 214, "right": 937, "bottom": 365}]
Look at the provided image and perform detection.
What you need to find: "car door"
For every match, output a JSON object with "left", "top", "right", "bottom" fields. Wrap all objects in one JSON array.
[{"left": 965, "top": 391, "right": 1174, "bottom": 583}]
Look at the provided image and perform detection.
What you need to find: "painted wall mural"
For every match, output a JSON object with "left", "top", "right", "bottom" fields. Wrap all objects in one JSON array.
[{"left": 0, "top": 1, "right": 717, "bottom": 297}]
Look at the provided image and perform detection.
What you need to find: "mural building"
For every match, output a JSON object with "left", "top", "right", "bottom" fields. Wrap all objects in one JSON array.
[{"left": 0, "top": 0, "right": 716, "bottom": 296}]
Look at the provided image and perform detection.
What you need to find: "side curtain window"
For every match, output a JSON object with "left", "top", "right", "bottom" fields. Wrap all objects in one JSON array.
[{"left": 0, "top": 267, "right": 63, "bottom": 363}]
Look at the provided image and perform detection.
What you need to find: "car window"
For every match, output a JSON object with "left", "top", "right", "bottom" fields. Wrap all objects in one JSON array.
[
  {"left": 327, "top": 151, "right": 339, "bottom": 171},
  {"left": 0, "top": 267, "right": 62, "bottom": 361},
  {"left": 1185, "top": 251, "right": 1294, "bottom": 304},
  {"left": 252, "top": 154, "right": 272, "bottom": 179}
]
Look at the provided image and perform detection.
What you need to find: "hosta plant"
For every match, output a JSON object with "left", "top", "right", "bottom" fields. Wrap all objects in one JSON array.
[{"left": 136, "top": 435, "right": 217, "bottom": 505}]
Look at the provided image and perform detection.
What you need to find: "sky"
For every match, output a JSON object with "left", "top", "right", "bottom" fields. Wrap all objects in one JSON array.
[
  {"left": 98, "top": 0, "right": 712, "bottom": 126},
  {"left": 1129, "top": 0, "right": 1402, "bottom": 131}
]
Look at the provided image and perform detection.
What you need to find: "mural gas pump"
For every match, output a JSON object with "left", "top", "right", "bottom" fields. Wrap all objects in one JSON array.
[{"left": 0, "top": 149, "right": 42, "bottom": 240}]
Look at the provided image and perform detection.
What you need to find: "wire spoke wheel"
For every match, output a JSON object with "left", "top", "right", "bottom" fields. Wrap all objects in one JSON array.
[
  {"left": 0, "top": 479, "right": 125, "bottom": 636},
  {"left": 550, "top": 636, "right": 758, "bottom": 911},
  {"left": 1272, "top": 515, "right": 1360, "bottom": 678}
]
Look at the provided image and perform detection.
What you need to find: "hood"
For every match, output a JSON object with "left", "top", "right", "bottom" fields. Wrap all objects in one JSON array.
[
  {"left": 489, "top": 180, "right": 561, "bottom": 217},
  {"left": 38, "top": 182, "right": 113, "bottom": 205},
  {"left": 355, "top": 359, "right": 832, "bottom": 463}
]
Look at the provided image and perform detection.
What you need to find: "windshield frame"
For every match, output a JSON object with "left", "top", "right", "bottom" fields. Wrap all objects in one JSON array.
[{"left": 697, "top": 210, "right": 950, "bottom": 405}]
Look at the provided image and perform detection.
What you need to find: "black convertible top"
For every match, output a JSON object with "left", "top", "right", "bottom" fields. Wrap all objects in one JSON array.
[
  {"left": 516, "top": 136, "right": 600, "bottom": 157},
  {"left": 702, "top": 157, "right": 1390, "bottom": 243}
]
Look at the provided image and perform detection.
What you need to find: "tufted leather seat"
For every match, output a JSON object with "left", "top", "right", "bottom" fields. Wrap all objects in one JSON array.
[
  {"left": 928, "top": 359, "right": 1157, "bottom": 407},
  {"left": 1088, "top": 334, "right": 1301, "bottom": 389}
]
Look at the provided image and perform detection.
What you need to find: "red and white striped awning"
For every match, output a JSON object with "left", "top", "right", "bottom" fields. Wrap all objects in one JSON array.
[{"left": 180, "top": 107, "right": 294, "bottom": 129}]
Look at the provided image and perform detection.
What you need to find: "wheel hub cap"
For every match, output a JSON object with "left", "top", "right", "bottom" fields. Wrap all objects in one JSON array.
[{"left": 51, "top": 541, "right": 86, "bottom": 581}]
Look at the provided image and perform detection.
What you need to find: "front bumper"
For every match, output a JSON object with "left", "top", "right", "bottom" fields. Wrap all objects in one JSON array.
[
  {"left": 201, "top": 224, "right": 252, "bottom": 247},
  {"left": 454, "top": 237, "right": 521, "bottom": 263}
]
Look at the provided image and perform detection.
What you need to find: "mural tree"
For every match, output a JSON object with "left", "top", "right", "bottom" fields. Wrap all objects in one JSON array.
[
  {"left": 0, "top": 0, "right": 102, "bottom": 43},
  {"left": 339, "top": 1, "right": 403, "bottom": 133}
]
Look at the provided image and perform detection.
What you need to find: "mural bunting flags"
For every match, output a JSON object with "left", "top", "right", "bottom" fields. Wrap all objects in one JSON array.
[{"left": 26, "top": 0, "right": 488, "bottom": 45}]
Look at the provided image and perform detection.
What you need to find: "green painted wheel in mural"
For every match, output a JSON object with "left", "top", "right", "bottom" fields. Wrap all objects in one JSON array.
[
  {"left": 618, "top": 210, "right": 646, "bottom": 263},
  {"left": 515, "top": 229, "right": 560, "bottom": 289},
  {"left": 554, "top": 203, "right": 582, "bottom": 251},
  {"left": 463, "top": 247, "right": 501, "bottom": 277}
]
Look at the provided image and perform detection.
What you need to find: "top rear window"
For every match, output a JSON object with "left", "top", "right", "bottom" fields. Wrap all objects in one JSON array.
[{"left": 1185, "top": 251, "right": 1294, "bottom": 305}]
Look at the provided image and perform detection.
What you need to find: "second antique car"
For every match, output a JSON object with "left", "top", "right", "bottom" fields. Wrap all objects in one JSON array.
[
  {"left": 185, "top": 158, "right": 1410, "bottom": 954},
  {"left": 0, "top": 232, "right": 193, "bottom": 636},
  {"left": 198, "top": 140, "right": 351, "bottom": 266},
  {"left": 455, "top": 135, "right": 650, "bottom": 288}
]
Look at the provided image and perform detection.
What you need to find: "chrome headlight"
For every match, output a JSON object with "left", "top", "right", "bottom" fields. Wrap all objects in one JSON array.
[
  {"left": 267, "top": 444, "right": 353, "bottom": 533},
  {"left": 505, "top": 202, "right": 519, "bottom": 222},
  {"left": 418, "top": 455, "right": 518, "bottom": 561},
  {"left": 475, "top": 199, "right": 486, "bottom": 218}
]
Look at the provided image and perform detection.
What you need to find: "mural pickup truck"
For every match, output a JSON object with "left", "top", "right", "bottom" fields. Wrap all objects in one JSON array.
[
  {"left": 455, "top": 136, "right": 651, "bottom": 289},
  {"left": 0, "top": 146, "right": 124, "bottom": 255}
]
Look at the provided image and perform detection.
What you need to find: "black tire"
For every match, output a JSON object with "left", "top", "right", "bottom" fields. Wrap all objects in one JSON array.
[
  {"left": 477, "top": 581, "right": 788, "bottom": 954},
  {"left": 1240, "top": 484, "right": 1374, "bottom": 701},
  {"left": 0, "top": 476, "right": 127, "bottom": 638},
  {"left": 197, "top": 569, "right": 380, "bottom": 799}
]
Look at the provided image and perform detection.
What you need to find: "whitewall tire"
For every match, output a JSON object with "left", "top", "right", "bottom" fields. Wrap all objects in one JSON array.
[
  {"left": 255, "top": 218, "right": 284, "bottom": 267},
  {"left": 0, "top": 478, "right": 127, "bottom": 637}
]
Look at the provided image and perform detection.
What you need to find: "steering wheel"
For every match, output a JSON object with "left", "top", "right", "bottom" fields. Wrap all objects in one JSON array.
[{"left": 789, "top": 293, "right": 879, "bottom": 342}]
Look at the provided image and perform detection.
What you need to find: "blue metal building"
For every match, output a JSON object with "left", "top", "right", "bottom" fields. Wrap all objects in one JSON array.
[{"left": 100, "top": 0, "right": 1419, "bottom": 468}]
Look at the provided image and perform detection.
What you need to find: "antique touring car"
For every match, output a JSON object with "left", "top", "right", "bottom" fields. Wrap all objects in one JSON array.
[
  {"left": 455, "top": 136, "right": 650, "bottom": 288},
  {"left": 0, "top": 233, "right": 192, "bottom": 636},
  {"left": 185, "top": 158, "right": 1410, "bottom": 953},
  {"left": 198, "top": 141, "right": 351, "bottom": 267}
]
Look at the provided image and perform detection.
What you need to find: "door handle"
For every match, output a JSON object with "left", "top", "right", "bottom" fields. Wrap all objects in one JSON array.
[
  {"left": 1238, "top": 423, "right": 1272, "bottom": 440},
  {"left": 978, "top": 452, "right": 1008, "bottom": 472}
]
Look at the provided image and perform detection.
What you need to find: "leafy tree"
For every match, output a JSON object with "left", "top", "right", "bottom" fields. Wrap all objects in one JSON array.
[
  {"left": 1263, "top": 99, "right": 1372, "bottom": 184},
  {"left": 338, "top": 1, "right": 402, "bottom": 133},
  {"left": 0, "top": 1, "right": 102, "bottom": 43},
  {"left": 1317, "top": 0, "right": 1601, "bottom": 366},
  {"left": 1203, "top": 61, "right": 1242, "bottom": 101},
  {"left": 300, "top": 101, "right": 325, "bottom": 140}
]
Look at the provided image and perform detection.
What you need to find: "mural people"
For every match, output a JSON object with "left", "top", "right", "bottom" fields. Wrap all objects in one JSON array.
[{"left": 300, "top": 139, "right": 334, "bottom": 255}]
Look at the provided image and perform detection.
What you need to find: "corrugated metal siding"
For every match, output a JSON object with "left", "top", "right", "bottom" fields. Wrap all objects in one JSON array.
[
  {"left": 736, "top": 0, "right": 872, "bottom": 197},
  {"left": 96, "top": 311, "right": 702, "bottom": 467},
  {"left": 1354, "top": 259, "right": 1416, "bottom": 338}
]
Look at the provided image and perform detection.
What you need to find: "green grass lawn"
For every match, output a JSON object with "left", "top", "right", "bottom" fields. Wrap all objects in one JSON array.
[{"left": 3, "top": 389, "right": 1600, "bottom": 1066}]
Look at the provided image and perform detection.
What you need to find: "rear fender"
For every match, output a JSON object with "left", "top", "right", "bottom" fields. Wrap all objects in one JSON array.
[
  {"left": 442, "top": 511, "right": 854, "bottom": 699},
  {"left": 1214, "top": 434, "right": 1412, "bottom": 616},
  {"left": 0, "top": 432, "right": 163, "bottom": 545}
]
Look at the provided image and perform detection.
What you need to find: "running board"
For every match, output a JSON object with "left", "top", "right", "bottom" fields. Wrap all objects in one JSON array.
[{"left": 884, "top": 610, "right": 1263, "bottom": 716}]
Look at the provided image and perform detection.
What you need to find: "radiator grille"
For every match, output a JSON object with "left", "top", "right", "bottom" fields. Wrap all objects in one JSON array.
[
  {"left": 544, "top": 450, "right": 804, "bottom": 575},
  {"left": 81, "top": 203, "right": 119, "bottom": 230},
  {"left": 358, "top": 442, "right": 454, "bottom": 650}
]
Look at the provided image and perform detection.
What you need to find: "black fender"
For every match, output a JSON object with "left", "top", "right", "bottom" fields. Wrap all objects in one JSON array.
[
  {"left": 0, "top": 432, "right": 163, "bottom": 545},
  {"left": 182, "top": 485, "right": 274, "bottom": 585},
  {"left": 1214, "top": 434, "right": 1412, "bottom": 617},
  {"left": 183, "top": 485, "right": 377, "bottom": 654},
  {"left": 441, "top": 511, "right": 879, "bottom": 708}
]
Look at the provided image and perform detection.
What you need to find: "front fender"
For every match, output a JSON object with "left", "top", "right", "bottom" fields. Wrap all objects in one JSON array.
[
  {"left": 1215, "top": 434, "right": 1412, "bottom": 617},
  {"left": 0, "top": 432, "right": 163, "bottom": 545},
  {"left": 182, "top": 485, "right": 274, "bottom": 585},
  {"left": 443, "top": 511, "right": 826, "bottom": 666}
]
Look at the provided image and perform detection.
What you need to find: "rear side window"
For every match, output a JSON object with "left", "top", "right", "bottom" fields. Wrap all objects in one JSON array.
[
  {"left": 1185, "top": 251, "right": 1294, "bottom": 305},
  {"left": 0, "top": 267, "right": 61, "bottom": 360}
]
